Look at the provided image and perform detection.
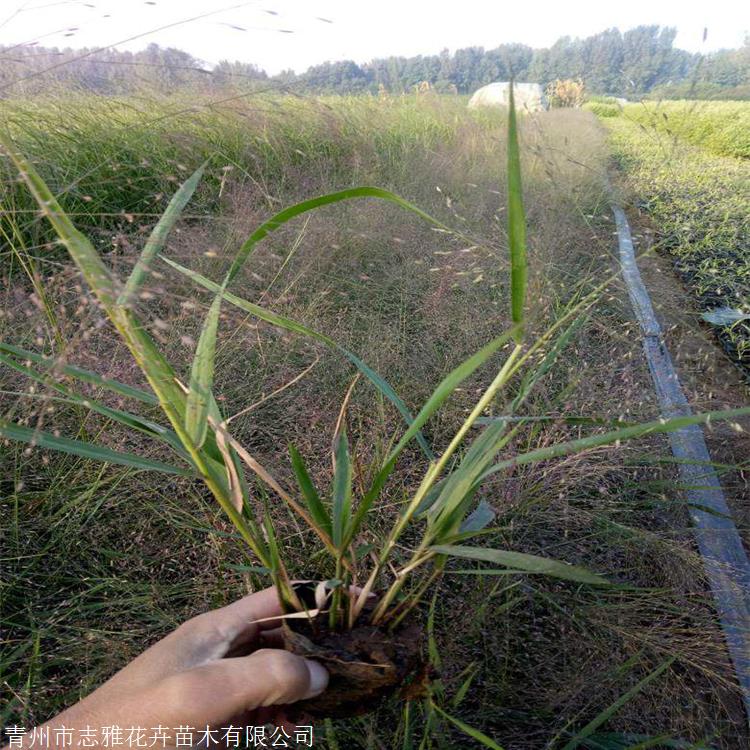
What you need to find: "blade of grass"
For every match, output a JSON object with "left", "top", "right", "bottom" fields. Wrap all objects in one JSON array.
[
  {"left": 475, "top": 406, "right": 750, "bottom": 487},
  {"left": 559, "top": 658, "right": 676, "bottom": 750},
  {"left": 213, "top": 419, "right": 245, "bottom": 513},
  {"left": 118, "top": 160, "right": 207, "bottom": 306},
  {"left": 452, "top": 663, "right": 479, "bottom": 708},
  {"left": 223, "top": 186, "right": 456, "bottom": 287},
  {"left": 331, "top": 428, "right": 353, "bottom": 551},
  {"left": 0, "top": 419, "right": 193, "bottom": 475},
  {"left": 430, "top": 703, "right": 506, "bottom": 750},
  {"left": 506, "top": 81, "right": 527, "bottom": 342},
  {"left": 162, "top": 256, "right": 433, "bottom": 458},
  {"left": 402, "top": 700, "right": 414, "bottom": 750},
  {"left": 429, "top": 545, "right": 609, "bottom": 585},
  {"left": 427, "top": 593, "right": 442, "bottom": 671},
  {"left": 185, "top": 295, "right": 221, "bottom": 448},
  {"left": 580, "top": 734, "right": 709, "bottom": 750},
  {"left": 214, "top": 420, "right": 339, "bottom": 557},
  {"left": 0, "top": 351, "right": 190, "bottom": 460},
  {"left": 289, "top": 444, "right": 332, "bottom": 537},
  {"left": 0, "top": 343, "right": 158, "bottom": 405},
  {"left": 261, "top": 505, "right": 301, "bottom": 612}
]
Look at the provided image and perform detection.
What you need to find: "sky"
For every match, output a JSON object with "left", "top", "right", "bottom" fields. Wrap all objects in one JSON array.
[{"left": 1, "top": 0, "right": 748, "bottom": 74}]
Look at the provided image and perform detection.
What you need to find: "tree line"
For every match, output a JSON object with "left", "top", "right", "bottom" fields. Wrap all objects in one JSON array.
[{"left": 1, "top": 26, "right": 748, "bottom": 100}]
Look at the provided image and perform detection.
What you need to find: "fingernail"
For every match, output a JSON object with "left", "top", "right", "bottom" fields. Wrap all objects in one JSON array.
[{"left": 303, "top": 659, "right": 329, "bottom": 698}]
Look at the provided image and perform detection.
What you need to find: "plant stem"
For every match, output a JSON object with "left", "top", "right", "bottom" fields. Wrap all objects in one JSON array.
[
  {"left": 330, "top": 558, "right": 343, "bottom": 629},
  {"left": 368, "top": 344, "right": 522, "bottom": 623}
]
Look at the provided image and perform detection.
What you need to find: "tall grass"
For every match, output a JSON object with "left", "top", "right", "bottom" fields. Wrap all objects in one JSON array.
[
  {"left": 0, "top": 93, "right": 468, "bottom": 270},
  {"left": 3, "top": 86, "right": 749, "bottom": 620},
  {"left": 2, "top": 92, "right": 747, "bottom": 745}
]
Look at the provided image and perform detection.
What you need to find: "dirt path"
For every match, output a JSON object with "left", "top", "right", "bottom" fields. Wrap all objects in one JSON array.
[{"left": 626, "top": 209, "right": 750, "bottom": 552}]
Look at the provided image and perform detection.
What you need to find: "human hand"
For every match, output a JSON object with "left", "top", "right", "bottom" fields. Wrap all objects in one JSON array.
[{"left": 24, "top": 587, "right": 328, "bottom": 745}]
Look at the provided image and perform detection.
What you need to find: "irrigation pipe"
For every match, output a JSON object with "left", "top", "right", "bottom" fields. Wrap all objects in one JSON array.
[{"left": 610, "top": 190, "right": 750, "bottom": 722}]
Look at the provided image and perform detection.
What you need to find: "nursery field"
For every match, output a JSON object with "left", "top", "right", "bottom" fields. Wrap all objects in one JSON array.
[
  {"left": 1, "top": 94, "right": 749, "bottom": 748},
  {"left": 622, "top": 101, "right": 750, "bottom": 159},
  {"left": 604, "top": 101, "right": 750, "bottom": 377}
]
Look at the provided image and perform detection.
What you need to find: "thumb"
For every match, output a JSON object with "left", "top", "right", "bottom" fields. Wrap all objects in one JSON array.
[
  {"left": 237, "top": 649, "right": 329, "bottom": 707},
  {"left": 154, "top": 649, "right": 329, "bottom": 726}
]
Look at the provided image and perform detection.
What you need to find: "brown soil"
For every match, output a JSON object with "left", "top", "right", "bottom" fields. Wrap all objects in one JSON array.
[{"left": 281, "top": 593, "right": 424, "bottom": 718}]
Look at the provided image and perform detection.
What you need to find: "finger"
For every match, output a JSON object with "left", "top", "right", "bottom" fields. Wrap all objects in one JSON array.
[
  {"left": 205, "top": 584, "right": 372, "bottom": 648},
  {"left": 206, "top": 587, "right": 292, "bottom": 657},
  {"left": 90, "top": 588, "right": 288, "bottom": 694},
  {"left": 156, "top": 650, "right": 329, "bottom": 726},
  {"left": 228, "top": 625, "right": 283, "bottom": 656},
  {"left": 177, "top": 587, "right": 286, "bottom": 658},
  {"left": 238, "top": 649, "right": 328, "bottom": 707},
  {"left": 259, "top": 627, "right": 284, "bottom": 649},
  {"left": 207, "top": 586, "right": 286, "bottom": 633}
]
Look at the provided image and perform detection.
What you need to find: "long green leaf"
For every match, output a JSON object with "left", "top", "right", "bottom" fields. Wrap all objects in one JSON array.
[
  {"left": 581, "top": 733, "right": 707, "bottom": 750},
  {"left": 476, "top": 415, "right": 633, "bottom": 428},
  {"left": 331, "top": 429, "right": 353, "bottom": 550},
  {"left": 0, "top": 419, "right": 192, "bottom": 475},
  {"left": 427, "top": 423, "right": 509, "bottom": 541},
  {"left": 162, "top": 257, "right": 433, "bottom": 457},
  {"left": 119, "top": 161, "right": 207, "bottom": 305},
  {"left": 0, "top": 351, "right": 190, "bottom": 460},
  {"left": 0, "top": 137, "right": 189, "bottom": 426},
  {"left": 2, "top": 135, "right": 271, "bottom": 565},
  {"left": 342, "top": 349, "right": 433, "bottom": 458},
  {"left": 452, "top": 662, "right": 479, "bottom": 708},
  {"left": 388, "top": 327, "right": 518, "bottom": 465},
  {"left": 560, "top": 658, "right": 676, "bottom": 750},
  {"left": 430, "top": 544, "right": 609, "bottom": 585},
  {"left": 444, "top": 569, "right": 527, "bottom": 576},
  {"left": 260, "top": 504, "right": 299, "bottom": 612},
  {"left": 289, "top": 444, "right": 332, "bottom": 537},
  {"left": 476, "top": 406, "right": 750, "bottom": 486},
  {"left": 506, "top": 81, "right": 527, "bottom": 342},
  {"left": 0, "top": 343, "right": 158, "bottom": 405},
  {"left": 223, "top": 186, "right": 455, "bottom": 287},
  {"left": 0, "top": 135, "right": 118, "bottom": 309},
  {"left": 185, "top": 295, "right": 221, "bottom": 448},
  {"left": 430, "top": 704, "right": 506, "bottom": 750}
]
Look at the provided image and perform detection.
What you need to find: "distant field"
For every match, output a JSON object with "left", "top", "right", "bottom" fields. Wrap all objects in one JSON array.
[
  {"left": 602, "top": 101, "right": 750, "bottom": 373},
  {"left": 621, "top": 100, "right": 750, "bottom": 159},
  {"left": 0, "top": 94, "right": 469, "bottom": 262},
  {"left": 2, "top": 93, "right": 748, "bottom": 747}
]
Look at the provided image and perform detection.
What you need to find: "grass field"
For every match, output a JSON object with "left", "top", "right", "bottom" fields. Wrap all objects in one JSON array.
[
  {"left": 621, "top": 101, "right": 750, "bottom": 159},
  {"left": 602, "top": 102, "right": 750, "bottom": 376},
  {"left": 1, "top": 92, "right": 749, "bottom": 748}
]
